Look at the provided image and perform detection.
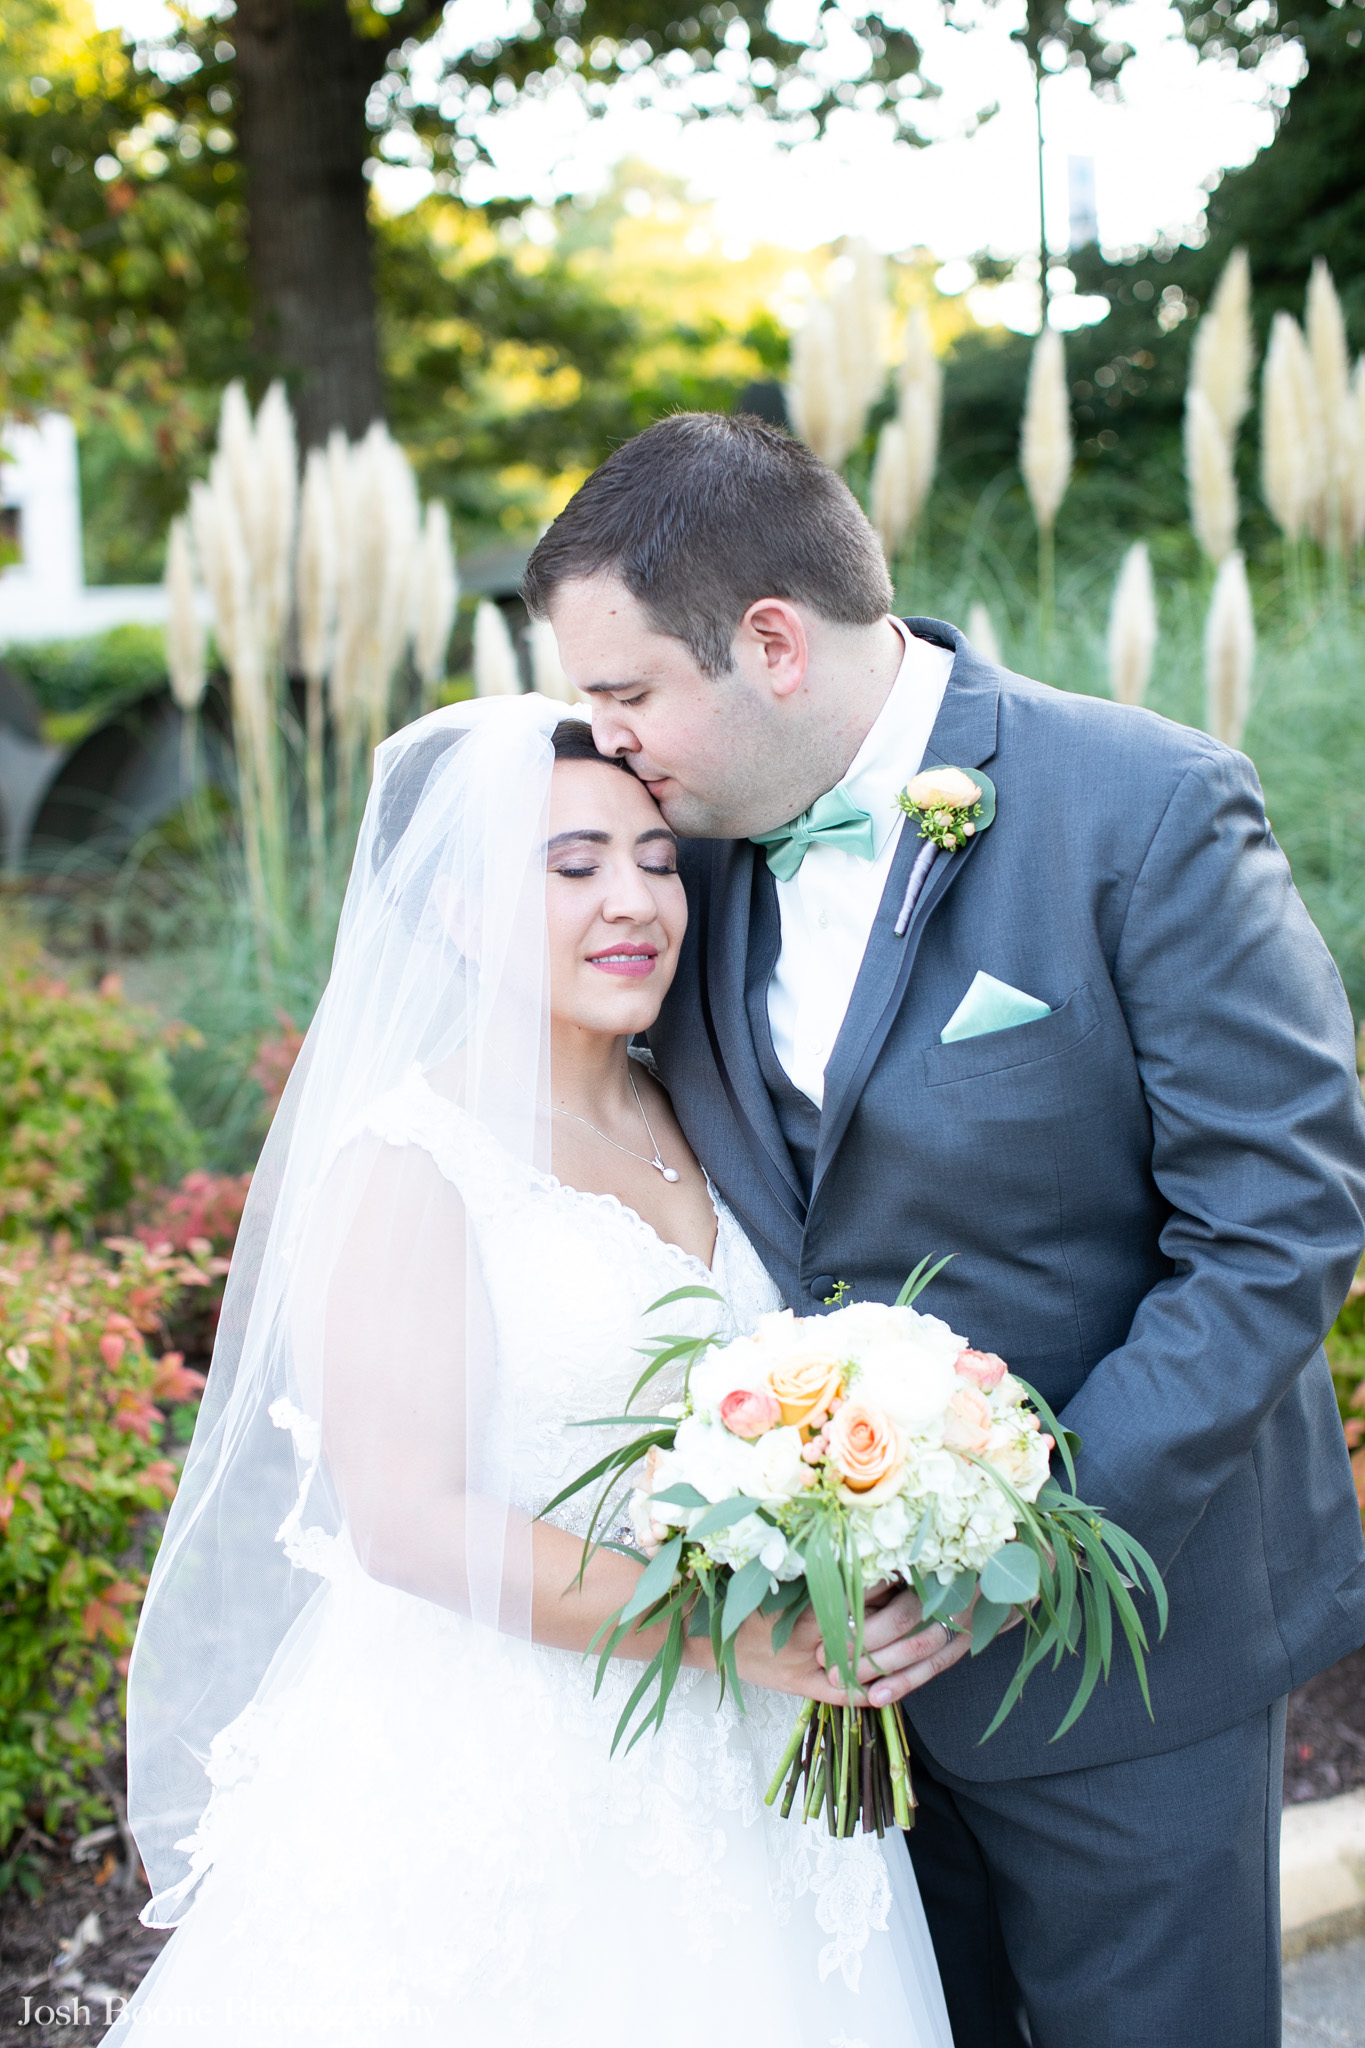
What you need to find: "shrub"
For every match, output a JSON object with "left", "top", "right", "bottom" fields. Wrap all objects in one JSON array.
[
  {"left": 1326, "top": 1277, "right": 1365, "bottom": 1514},
  {"left": 134, "top": 1168, "right": 251, "bottom": 1367},
  {"left": 0, "top": 928, "right": 197, "bottom": 1239},
  {"left": 0, "top": 1233, "right": 220, "bottom": 1892},
  {"left": 0, "top": 624, "right": 166, "bottom": 719}
]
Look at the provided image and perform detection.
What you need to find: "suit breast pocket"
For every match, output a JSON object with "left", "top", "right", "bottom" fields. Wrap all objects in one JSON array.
[{"left": 920, "top": 982, "right": 1114, "bottom": 1121}]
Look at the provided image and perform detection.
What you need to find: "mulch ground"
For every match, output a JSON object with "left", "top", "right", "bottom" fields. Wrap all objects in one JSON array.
[
  {"left": 1284, "top": 1644, "right": 1365, "bottom": 1804},
  {"left": 1, "top": 1647, "right": 1362, "bottom": 2043}
]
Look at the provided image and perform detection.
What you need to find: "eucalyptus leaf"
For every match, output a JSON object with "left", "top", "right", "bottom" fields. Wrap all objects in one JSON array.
[
  {"left": 980, "top": 1543, "right": 1040, "bottom": 1608},
  {"left": 970, "top": 1597, "right": 1013, "bottom": 1655},
  {"left": 720, "top": 1555, "right": 773, "bottom": 1641},
  {"left": 619, "top": 1535, "right": 682, "bottom": 1625}
]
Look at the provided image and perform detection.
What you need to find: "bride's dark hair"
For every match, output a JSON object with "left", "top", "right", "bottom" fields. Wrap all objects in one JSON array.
[{"left": 550, "top": 718, "right": 631, "bottom": 770}]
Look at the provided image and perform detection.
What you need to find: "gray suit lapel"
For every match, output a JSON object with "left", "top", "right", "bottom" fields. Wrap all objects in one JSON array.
[
  {"left": 814, "top": 623, "right": 1001, "bottom": 1195},
  {"left": 696, "top": 839, "right": 808, "bottom": 1228}
]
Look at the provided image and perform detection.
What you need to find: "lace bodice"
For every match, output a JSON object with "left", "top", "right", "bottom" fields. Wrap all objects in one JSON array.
[{"left": 355, "top": 1063, "right": 785, "bottom": 1535}]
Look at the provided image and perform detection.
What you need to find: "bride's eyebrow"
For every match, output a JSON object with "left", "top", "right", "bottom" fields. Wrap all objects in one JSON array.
[
  {"left": 636, "top": 828, "right": 677, "bottom": 849},
  {"left": 548, "top": 829, "right": 611, "bottom": 850}
]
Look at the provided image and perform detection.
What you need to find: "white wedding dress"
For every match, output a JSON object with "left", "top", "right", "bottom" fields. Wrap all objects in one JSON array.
[{"left": 104, "top": 1067, "right": 952, "bottom": 2047}]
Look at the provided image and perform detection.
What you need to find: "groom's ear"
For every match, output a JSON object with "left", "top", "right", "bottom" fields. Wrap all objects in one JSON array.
[{"left": 739, "top": 599, "right": 809, "bottom": 701}]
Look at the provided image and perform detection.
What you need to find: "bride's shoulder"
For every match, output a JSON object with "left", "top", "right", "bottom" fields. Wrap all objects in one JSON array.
[{"left": 350, "top": 1063, "right": 506, "bottom": 1197}]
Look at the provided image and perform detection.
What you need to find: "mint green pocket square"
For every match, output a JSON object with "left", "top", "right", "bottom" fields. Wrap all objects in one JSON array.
[{"left": 940, "top": 971, "right": 1052, "bottom": 1044}]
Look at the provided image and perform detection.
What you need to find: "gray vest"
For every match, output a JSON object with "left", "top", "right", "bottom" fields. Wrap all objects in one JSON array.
[{"left": 744, "top": 861, "right": 820, "bottom": 1212}]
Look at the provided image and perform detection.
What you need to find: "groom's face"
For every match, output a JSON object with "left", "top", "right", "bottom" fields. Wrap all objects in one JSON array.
[{"left": 547, "top": 574, "right": 798, "bottom": 838}]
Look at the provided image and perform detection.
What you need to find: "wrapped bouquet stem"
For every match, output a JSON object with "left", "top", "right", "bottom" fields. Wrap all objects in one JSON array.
[{"left": 543, "top": 1262, "right": 1167, "bottom": 1837}]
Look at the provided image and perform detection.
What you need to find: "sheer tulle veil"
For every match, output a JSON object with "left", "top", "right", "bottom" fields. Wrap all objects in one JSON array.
[{"left": 126, "top": 692, "right": 578, "bottom": 1925}]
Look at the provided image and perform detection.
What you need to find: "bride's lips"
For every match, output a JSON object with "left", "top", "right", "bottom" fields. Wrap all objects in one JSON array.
[{"left": 586, "top": 945, "right": 659, "bottom": 979}]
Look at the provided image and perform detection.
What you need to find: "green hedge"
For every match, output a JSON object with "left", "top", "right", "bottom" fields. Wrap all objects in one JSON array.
[{"left": 0, "top": 927, "right": 197, "bottom": 1238}]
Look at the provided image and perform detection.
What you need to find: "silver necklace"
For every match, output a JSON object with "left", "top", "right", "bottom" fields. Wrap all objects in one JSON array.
[{"left": 553, "top": 1066, "right": 681, "bottom": 1182}]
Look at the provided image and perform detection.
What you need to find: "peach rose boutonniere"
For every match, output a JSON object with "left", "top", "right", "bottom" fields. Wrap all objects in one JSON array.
[
  {"left": 893, "top": 766, "right": 997, "bottom": 936},
  {"left": 896, "top": 765, "right": 997, "bottom": 852}
]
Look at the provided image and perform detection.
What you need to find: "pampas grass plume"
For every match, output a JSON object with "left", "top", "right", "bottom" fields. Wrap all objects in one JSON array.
[
  {"left": 164, "top": 515, "right": 206, "bottom": 713},
  {"left": 966, "top": 601, "right": 1001, "bottom": 667},
  {"left": 1020, "top": 326, "right": 1072, "bottom": 533},
  {"left": 1260, "top": 312, "right": 1315, "bottom": 544},
  {"left": 1306, "top": 258, "right": 1352, "bottom": 549},
  {"left": 1189, "top": 249, "right": 1253, "bottom": 442},
  {"left": 528, "top": 616, "right": 580, "bottom": 703},
  {"left": 1106, "top": 542, "right": 1158, "bottom": 708},
  {"left": 787, "top": 298, "right": 859, "bottom": 470},
  {"left": 1184, "top": 387, "right": 1238, "bottom": 565},
  {"left": 296, "top": 449, "right": 338, "bottom": 688},
  {"left": 413, "top": 500, "right": 459, "bottom": 693},
  {"left": 869, "top": 419, "right": 912, "bottom": 561},
  {"left": 1203, "top": 550, "right": 1255, "bottom": 749},
  {"left": 474, "top": 600, "right": 522, "bottom": 696},
  {"left": 253, "top": 380, "right": 297, "bottom": 665},
  {"left": 1346, "top": 358, "right": 1365, "bottom": 553}
]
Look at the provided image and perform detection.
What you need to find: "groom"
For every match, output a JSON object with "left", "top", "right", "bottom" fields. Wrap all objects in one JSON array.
[{"left": 523, "top": 412, "right": 1365, "bottom": 2047}]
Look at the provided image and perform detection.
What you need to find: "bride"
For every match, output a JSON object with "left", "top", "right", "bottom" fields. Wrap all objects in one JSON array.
[{"left": 106, "top": 694, "right": 953, "bottom": 2047}]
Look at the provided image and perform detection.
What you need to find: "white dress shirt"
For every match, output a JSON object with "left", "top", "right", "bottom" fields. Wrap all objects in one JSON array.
[{"left": 766, "top": 620, "right": 955, "bottom": 1108}]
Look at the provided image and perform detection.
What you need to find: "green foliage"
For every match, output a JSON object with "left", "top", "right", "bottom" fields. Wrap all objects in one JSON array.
[
  {"left": 0, "top": 2, "right": 249, "bottom": 576},
  {"left": 0, "top": 925, "right": 197, "bottom": 1237},
  {"left": 1, "top": 622, "right": 166, "bottom": 717},
  {"left": 0, "top": 1231, "right": 215, "bottom": 1883}
]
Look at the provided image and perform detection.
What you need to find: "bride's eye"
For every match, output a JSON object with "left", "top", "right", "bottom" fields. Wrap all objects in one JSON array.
[
  {"left": 553, "top": 863, "right": 598, "bottom": 879},
  {"left": 641, "top": 861, "right": 677, "bottom": 877}
]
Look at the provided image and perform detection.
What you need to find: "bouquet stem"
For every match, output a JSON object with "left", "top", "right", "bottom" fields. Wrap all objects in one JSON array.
[{"left": 764, "top": 1699, "right": 916, "bottom": 1837}]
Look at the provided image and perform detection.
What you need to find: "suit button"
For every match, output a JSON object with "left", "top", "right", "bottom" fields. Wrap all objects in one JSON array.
[{"left": 809, "top": 1275, "right": 837, "bottom": 1302}]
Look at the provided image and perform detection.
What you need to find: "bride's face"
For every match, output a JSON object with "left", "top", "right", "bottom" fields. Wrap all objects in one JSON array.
[{"left": 545, "top": 759, "right": 686, "bottom": 1036}]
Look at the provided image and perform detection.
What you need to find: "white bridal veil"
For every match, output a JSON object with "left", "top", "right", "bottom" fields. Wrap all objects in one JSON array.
[{"left": 126, "top": 693, "right": 574, "bottom": 1924}]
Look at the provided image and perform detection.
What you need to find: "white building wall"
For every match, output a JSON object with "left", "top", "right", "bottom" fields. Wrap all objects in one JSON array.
[{"left": 0, "top": 412, "right": 166, "bottom": 644}]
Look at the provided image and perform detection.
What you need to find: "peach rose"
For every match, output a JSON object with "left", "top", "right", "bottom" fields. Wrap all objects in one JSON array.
[
  {"left": 825, "top": 1401, "right": 902, "bottom": 1497},
  {"left": 943, "top": 1384, "right": 993, "bottom": 1456},
  {"left": 720, "top": 1387, "right": 782, "bottom": 1439},
  {"left": 768, "top": 1353, "right": 845, "bottom": 1430},
  {"left": 954, "top": 1349, "right": 1008, "bottom": 1392},
  {"left": 904, "top": 768, "right": 981, "bottom": 813}
]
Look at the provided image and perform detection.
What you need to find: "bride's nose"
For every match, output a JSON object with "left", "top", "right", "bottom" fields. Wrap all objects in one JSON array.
[{"left": 600, "top": 855, "right": 659, "bottom": 923}]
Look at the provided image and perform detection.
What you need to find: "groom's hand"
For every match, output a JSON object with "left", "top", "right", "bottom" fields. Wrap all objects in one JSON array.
[{"left": 816, "top": 1582, "right": 973, "bottom": 1706}]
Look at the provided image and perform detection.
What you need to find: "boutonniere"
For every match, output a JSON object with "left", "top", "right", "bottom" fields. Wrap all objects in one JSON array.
[{"left": 893, "top": 767, "right": 996, "bottom": 935}]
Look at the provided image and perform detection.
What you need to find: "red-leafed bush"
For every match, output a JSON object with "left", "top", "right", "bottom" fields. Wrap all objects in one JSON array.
[
  {"left": 0, "top": 1234, "right": 218, "bottom": 1886},
  {"left": 133, "top": 1169, "right": 249, "bottom": 1364},
  {"left": 250, "top": 1010, "right": 305, "bottom": 1120}
]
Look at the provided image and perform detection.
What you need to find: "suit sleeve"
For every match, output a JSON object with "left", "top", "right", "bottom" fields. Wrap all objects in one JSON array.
[{"left": 1059, "top": 745, "right": 1365, "bottom": 1567}]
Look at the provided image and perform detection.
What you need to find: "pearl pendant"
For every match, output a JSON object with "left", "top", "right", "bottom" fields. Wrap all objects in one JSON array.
[{"left": 658, "top": 1164, "right": 681, "bottom": 1182}]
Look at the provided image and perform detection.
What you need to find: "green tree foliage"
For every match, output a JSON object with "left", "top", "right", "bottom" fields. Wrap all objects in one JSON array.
[{"left": 1184, "top": 0, "right": 1365, "bottom": 330}]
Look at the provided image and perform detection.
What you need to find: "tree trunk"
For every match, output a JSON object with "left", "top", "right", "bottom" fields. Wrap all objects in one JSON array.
[{"left": 233, "top": 0, "right": 387, "bottom": 446}]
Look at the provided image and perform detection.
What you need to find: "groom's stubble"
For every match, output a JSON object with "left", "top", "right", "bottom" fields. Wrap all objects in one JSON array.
[{"left": 548, "top": 574, "right": 902, "bottom": 841}]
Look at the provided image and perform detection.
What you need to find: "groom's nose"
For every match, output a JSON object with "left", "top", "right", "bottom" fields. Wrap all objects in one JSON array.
[{"left": 591, "top": 702, "right": 639, "bottom": 759}]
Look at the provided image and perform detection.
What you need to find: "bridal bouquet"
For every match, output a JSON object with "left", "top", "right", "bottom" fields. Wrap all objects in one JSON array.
[{"left": 544, "top": 1262, "right": 1166, "bottom": 1840}]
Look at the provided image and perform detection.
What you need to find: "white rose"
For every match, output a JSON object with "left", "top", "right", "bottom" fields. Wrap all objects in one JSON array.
[
  {"left": 689, "top": 1334, "right": 771, "bottom": 1415},
  {"left": 854, "top": 1340, "right": 959, "bottom": 1434},
  {"left": 670, "top": 1415, "right": 755, "bottom": 1502},
  {"left": 749, "top": 1425, "right": 809, "bottom": 1505}
]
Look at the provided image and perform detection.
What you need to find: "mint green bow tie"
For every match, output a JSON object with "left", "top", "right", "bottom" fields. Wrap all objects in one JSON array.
[{"left": 750, "top": 787, "right": 877, "bottom": 882}]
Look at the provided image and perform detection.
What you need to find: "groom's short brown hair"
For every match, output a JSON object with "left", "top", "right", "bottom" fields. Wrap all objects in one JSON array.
[{"left": 521, "top": 412, "right": 893, "bottom": 676}]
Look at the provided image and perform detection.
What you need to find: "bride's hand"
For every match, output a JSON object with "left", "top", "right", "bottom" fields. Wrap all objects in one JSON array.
[{"left": 722, "top": 1602, "right": 869, "bottom": 1704}]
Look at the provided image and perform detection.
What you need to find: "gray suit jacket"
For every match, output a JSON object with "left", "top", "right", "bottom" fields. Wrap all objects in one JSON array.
[{"left": 648, "top": 619, "right": 1365, "bottom": 1780}]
